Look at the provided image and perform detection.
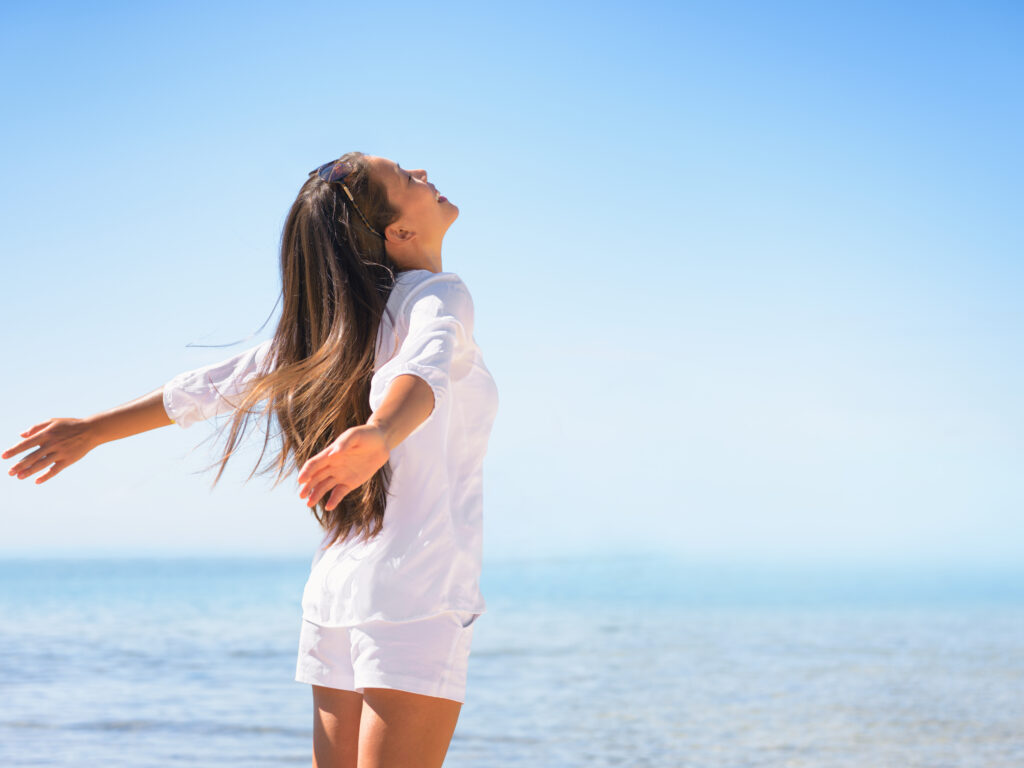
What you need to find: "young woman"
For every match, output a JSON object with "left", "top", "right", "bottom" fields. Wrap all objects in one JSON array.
[{"left": 2, "top": 152, "right": 500, "bottom": 768}]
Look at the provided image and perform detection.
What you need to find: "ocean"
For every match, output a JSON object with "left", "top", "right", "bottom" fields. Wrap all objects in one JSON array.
[{"left": 1, "top": 554, "right": 1021, "bottom": 767}]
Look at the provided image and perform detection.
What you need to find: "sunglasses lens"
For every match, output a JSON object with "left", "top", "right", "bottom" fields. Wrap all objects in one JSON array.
[{"left": 317, "top": 160, "right": 352, "bottom": 184}]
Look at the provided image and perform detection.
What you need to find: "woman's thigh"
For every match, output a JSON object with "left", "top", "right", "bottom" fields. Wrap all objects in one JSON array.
[
  {"left": 312, "top": 684, "right": 364, "bottom": 768},
  {"left": 357, "top": 687, "right": 462, "bottom": 768}
]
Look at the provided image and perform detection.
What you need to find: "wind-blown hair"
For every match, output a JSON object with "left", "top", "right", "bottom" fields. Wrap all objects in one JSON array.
[{"left": 197, "top": 151, "right": 403, "bottom": 549}]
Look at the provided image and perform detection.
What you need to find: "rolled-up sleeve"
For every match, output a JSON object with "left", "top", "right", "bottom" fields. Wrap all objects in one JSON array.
[
  {"left": 163, "top": 338, "right": 276, "bottom": 429},
  {"left": 369, "top": 276, "right": 474, "bottom": 421}
]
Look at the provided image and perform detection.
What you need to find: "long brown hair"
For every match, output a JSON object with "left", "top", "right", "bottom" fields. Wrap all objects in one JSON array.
[{"left": 196, "top": 151, "right": 403, "bottom": 549}]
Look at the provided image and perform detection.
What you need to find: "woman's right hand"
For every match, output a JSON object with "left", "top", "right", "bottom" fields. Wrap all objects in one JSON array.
[
  {"left": 297, "top": 424, "right": 392, "bottom": 511},
  {"left": 3, "top": 418, "right": 99, "bottom": 484}
]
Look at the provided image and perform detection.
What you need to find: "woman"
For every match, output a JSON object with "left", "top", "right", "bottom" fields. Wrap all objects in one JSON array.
[{"left": 1, "top": 152, "right": 500, "bottom": 768}]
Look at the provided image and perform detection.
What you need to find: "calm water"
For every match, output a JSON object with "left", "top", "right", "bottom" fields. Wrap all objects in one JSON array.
[{"left": 1, "top": 555, "right": 1022, "bottom": 767}]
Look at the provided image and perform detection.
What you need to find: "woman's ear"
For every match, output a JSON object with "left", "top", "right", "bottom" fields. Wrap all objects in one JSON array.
[{"left": 386, "top": 223, "right": 417, "bottom": 244}]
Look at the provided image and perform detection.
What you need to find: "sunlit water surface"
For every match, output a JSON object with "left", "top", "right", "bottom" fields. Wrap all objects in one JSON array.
[{"left": 1, "top": 556, "right": 1021, "bottom": 767}]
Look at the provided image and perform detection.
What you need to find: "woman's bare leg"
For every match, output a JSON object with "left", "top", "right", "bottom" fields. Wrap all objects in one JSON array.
[
  {"left": 357, "top": 687, "right": 462, "bottom": 768},
  {"left": 312, "top": 684, "right": 364, "bottom": 768}
]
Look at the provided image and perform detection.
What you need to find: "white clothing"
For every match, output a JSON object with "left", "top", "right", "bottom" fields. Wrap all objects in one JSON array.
[
  {"left": 163, "top": 269, "right": 500, "bottom": 626},
  {"left": 294, "top": 609, "right": 479, "bottom": 703}
]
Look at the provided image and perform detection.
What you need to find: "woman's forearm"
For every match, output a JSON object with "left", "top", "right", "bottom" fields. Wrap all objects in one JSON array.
[
  {"left": 85, "top": 387, "right": 175, "bottom": 447},
  {"left": 84, "top": 373, "right": 431, "bottom": 452},
  {"left": 82, "top": 373, "right": 430, "bottom": 452},
  {"left": 367, "top": 374, "right": 435, "bottom": 452}
]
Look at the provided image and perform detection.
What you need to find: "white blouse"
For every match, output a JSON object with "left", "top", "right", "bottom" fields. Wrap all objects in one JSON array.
[{"left": 162, "top": 269, "right": 500, "bottom": 626}]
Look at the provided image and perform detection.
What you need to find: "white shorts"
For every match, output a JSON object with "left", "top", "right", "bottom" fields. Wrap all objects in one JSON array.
[{"left": 294, "top": 609, "right": 480, "bottom": 704}]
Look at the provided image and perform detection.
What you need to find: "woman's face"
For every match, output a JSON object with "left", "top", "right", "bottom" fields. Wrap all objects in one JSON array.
[{"left": 364, "top": 155, "right": 458, "bottom": 272}]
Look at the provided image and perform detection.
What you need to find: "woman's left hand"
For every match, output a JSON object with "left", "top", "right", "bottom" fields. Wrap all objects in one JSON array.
[
  {"left": 3, "top": 417, "right": 101, "bottom": 484},
  {"left": 297, "top": 424, "right": 390, "bottom": 511}
]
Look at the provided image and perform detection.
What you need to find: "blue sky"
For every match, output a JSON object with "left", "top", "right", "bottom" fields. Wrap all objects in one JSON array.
[{"left": 1, "top": 1, "right": 1021, "bottom": 566}]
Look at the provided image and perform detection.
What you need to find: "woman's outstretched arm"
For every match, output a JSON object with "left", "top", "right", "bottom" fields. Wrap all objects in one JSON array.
[
  {"left": 4, "top": 338, "right": 274, "bottom": 485},
  {"left": 2, "top": 387, "right": 174, "bottom": 485},
  {"left": 87, "top": 387, "right": 176, "bottom": 441}
]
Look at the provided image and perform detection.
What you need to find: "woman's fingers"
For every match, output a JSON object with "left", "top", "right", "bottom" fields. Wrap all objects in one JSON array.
[
  {"left": 299, "top": 467, "right": 337, "bottom": 500},
  {"left": 7, "top": 447, "right": 50, "bottom": 478},
  {"left": 298, "top": 462, "right": 336, "bottom": 492},
  {"left": 21, "top": 451, "right": 56, "bottom": 479},
  {"left": 297, "top": 456, "right": 337, "bottom": 487},
  {"left": 22, "top": 421, "right": 53, "bottom": 438},
  {"left": 33, "top": 459, "right": 66, "bottom": 485},
  {"left": 18, "top": 454, "right": 51, "bottom": 478},
  {"left": 324, "top": 484, "right": 351, "bottom": 511},
  {"left": 3, "top": 437, "right": 42, "bottom": 461},
  {"left": 302, "top": 472, "right": 358, "bottom": 509},
  {"left": 297, "top": 439, "right": 360, "bottom": 492},
  {"left": 2, "top": 420, "right": 54, "bottom": 459},
  {"left": 304, "top": 476, "right": 339, "bottom": 508},
  {"left": 297, "top": 439, "right": 355, "bottom": 485},
  {"left": 301, "top": 459, "right": 365, "bottom": 502},
  {"left": 303, "top": 482, "right": 325, "bottom": 507}
]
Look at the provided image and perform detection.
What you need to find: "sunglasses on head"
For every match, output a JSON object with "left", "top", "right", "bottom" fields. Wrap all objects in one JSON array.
[{"left": 310, "top": 159, "right": 385, "bottom": 240}]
